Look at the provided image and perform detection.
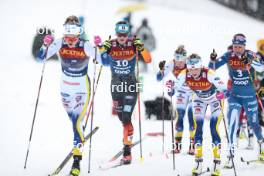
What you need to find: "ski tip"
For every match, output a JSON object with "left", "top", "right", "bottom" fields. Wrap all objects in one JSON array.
[{"left": 139, "top": 157, "right": 145, "bottom": 162}]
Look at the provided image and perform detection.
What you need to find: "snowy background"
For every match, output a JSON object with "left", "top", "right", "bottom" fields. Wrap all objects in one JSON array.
[{"left": 0, "top": 0, "right": 264, "bottom": 175}]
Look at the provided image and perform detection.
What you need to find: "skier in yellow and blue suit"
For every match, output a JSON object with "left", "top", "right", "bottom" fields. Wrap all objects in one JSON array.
[{"left": 37, "top": 16, "right": 100, "bottom": 176}]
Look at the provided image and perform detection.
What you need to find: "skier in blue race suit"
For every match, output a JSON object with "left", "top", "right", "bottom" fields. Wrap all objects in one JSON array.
[{"left": 209, "top": 33, "right": 264, "bottom": 167}]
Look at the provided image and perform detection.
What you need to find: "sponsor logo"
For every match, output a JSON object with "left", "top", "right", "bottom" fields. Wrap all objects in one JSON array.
[
  {"left": 59, "top": 48, "right": 86, "bottom": 59},
  {"left": 75, "top": 95, "right": 82, "bottom": 103},
  {"left": 187, "top": 80, "right": 211, "bottom": 90},
  {"left": 195, "top": 107, "right": 201, "bottom": 113},
  {"left": 248, "top": 106, "right": 257, "bottom": 112},
  {"left": 63, "top": 80, "right": 80, "bottom": 85},
  {"left": 110, "top": 49, "right": 135, "bottom": 60},
  {"left": 248, "top": 100, "right": 257, "bottom": 105},
  {"left": 177, "top": 98, "right": 183, "bottom": 104},
  {"left": 233, "top": 80, "right": 248, "bottom": 86}
]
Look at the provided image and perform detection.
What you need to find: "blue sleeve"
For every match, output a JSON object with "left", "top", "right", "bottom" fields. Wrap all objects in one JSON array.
[
  {"left": 156, "top": 71, "right": 164, "bottom": 81},
  {"left": 246, "top": 50, "right": 257, "bottom": 61},
  {"left": 100, "top": 52, "right": 111, "bottom": 66},
  {"left": 37, "top": 46, "right": 47, "bottom": 61},
  {"left": 208, "top": 52, "right": 230, "bottom": 70}
]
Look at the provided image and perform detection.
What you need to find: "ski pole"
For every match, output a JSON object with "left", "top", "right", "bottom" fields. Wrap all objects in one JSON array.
[
  {"left": 136, "top": 49, "right": 143, "bottom": 161},
  {"left": 83, "top": 65, "right": 103, "bottom": 131},
  {"left": 24, "top": 61, "right": 46, "bottom": 169},
  {"left": 161, "top": 79, "right": 165, "bottom": 153},
  {"left": 246, "top": 67, "right": 264, "bottom": 111},
  {"left": 88, "top": 46, "right": 98, "bottom": 173},
  {"left": 220, "top": 100, "right": 237, "bottom": 176},
  {"left": 170, "top": 95, "right": 176, "bottom": 170}
]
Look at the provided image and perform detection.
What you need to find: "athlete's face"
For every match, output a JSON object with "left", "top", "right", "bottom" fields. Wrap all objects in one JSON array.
[
  {"left": 174, "top": 60, "right": 185, "bottom": 69},
  {"left": 117, "top": 33, "right": 128, "bottom": 45},
  {"left": 233, "top": 44, "right": 245, "bottom": 56},
  {"left": 64, "top": 35, "right": 79, "bottom": 48},
  {"left": 189, "top": 68, "right": 202, "bottom": 79}
]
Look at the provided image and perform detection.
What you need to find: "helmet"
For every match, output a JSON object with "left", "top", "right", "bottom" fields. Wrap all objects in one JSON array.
[
  {"left": 232, "top": 33, "right": 246, "bottom": 45},
  {"left": 186, "top": 54, "right": 202, "bottom": 69},
  {"left": 174, "top": 45, "right": 187, "bottom": 61},
  {"left": 115, "top": 21, "right": 130, "bottom": 34}
]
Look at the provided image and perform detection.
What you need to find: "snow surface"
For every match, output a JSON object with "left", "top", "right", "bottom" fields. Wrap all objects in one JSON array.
[{"left": 0, "top": 0, "right": 264, "bottom": 175}]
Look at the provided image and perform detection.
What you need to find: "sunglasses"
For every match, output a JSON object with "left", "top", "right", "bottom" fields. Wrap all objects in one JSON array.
[
  {"left": 174, "top": 53, "right": 186, "bottom": 61},
  {"left": 186, "top": 58, "right": 200, "bottom": 65}
]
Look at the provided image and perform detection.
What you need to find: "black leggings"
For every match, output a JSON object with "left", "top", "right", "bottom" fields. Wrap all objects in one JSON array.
[{"left": 111, "top": 75, "right": 138, "bottom": 125}]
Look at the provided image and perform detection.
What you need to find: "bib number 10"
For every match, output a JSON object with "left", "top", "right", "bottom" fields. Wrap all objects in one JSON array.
[{"left": 116, "top": 60, "right": 128, "bottom": 67}]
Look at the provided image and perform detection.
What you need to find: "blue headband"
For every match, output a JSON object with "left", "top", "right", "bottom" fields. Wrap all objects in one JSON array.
[
  {"left": 115, "top": 23, "right": 130, "bottom": 34},
  {"left": 232, "top": 35, "right": 246, "bottom": 45}
]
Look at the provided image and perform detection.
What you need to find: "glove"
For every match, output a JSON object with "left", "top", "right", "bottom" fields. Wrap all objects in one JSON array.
[
  {"left": 166, "top": 80, "right": 175, "bottom": 97},
  {"left": 258, "top": 88, "right": 264, "bottom": 98},
  {"left": 43, "top": 35, "right": 54, "bottom": 46},
  {"left": 133, "top": 38, "right": 144, "bottom": 51},
  {"left": 210, "top": 49, "right": 217, "bottom": 61},
  {"left": 102, "top": 39, "right": 111, "bottom": 51},
  {"left": 240, "top": 52, "right": 251, "bottom": 64},
  {"left": 216, "top": 92, "right": 225, "bottom": 100},
  {"left": 159, "top": 60, "right": 166, "bottom": 71},
  {"left": 94, "top": 35, "right": 102, "bottom": 46}
]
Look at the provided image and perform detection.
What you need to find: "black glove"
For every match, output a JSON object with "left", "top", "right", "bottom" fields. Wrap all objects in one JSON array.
[
  {"left": 241, "top": 53, "right": 251, "bottom": 64},
  {"left": 159, "top": 60, "right": 166, "bottom": 70},
  {"left": 210, "top": 49, "right": 217, "bottom": 61}
]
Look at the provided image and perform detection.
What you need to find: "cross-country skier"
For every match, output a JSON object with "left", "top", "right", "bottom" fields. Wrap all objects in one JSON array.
[
  {"left": 227, "top": 45, "right": 256, "bottom": 150},
  {"left": 94, "top": 21, "right": 147, "bottom": 164},
  {"left": 156, "top": 45, "right": 195, "bottom": 155},
  {"left": 171, "top": 54, "right": 227, "bottom": 176},
  {"left": 209, "top": 34, "right": 264, "bottom": 168},
  {"left": 37, "top": 15, "right": 100, "bottom": 176}
]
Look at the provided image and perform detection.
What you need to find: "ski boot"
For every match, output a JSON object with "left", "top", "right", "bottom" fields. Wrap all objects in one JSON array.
[
  {"left": 239, "top": 118, "right": 248, "bottom": 139},
  {"left": 121, "top": 145, "right": 132, "bottom": 164},
  {"left": 246, "top": 135, "right": 254, "bottom": 150},
  {"left": 188, "top": 138, "right": 195, "bottom": 155},
  {"left": 70, "top": 155, "right": 82, "bottom": 176},
  {"left": 211, "top": 158, "right": 221, "bottom": 176},
  {"left": 223, "top": 154, "right": 234, "bottom": 169},
  {"left": 258, "top": 140, "right": 264, "bottom": 161},
  {"left": 172, "top": 137, "right": 182, "bottom": 154},
  {"left": 192, "top": 157, "right": 203, "bottom": 176}
]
